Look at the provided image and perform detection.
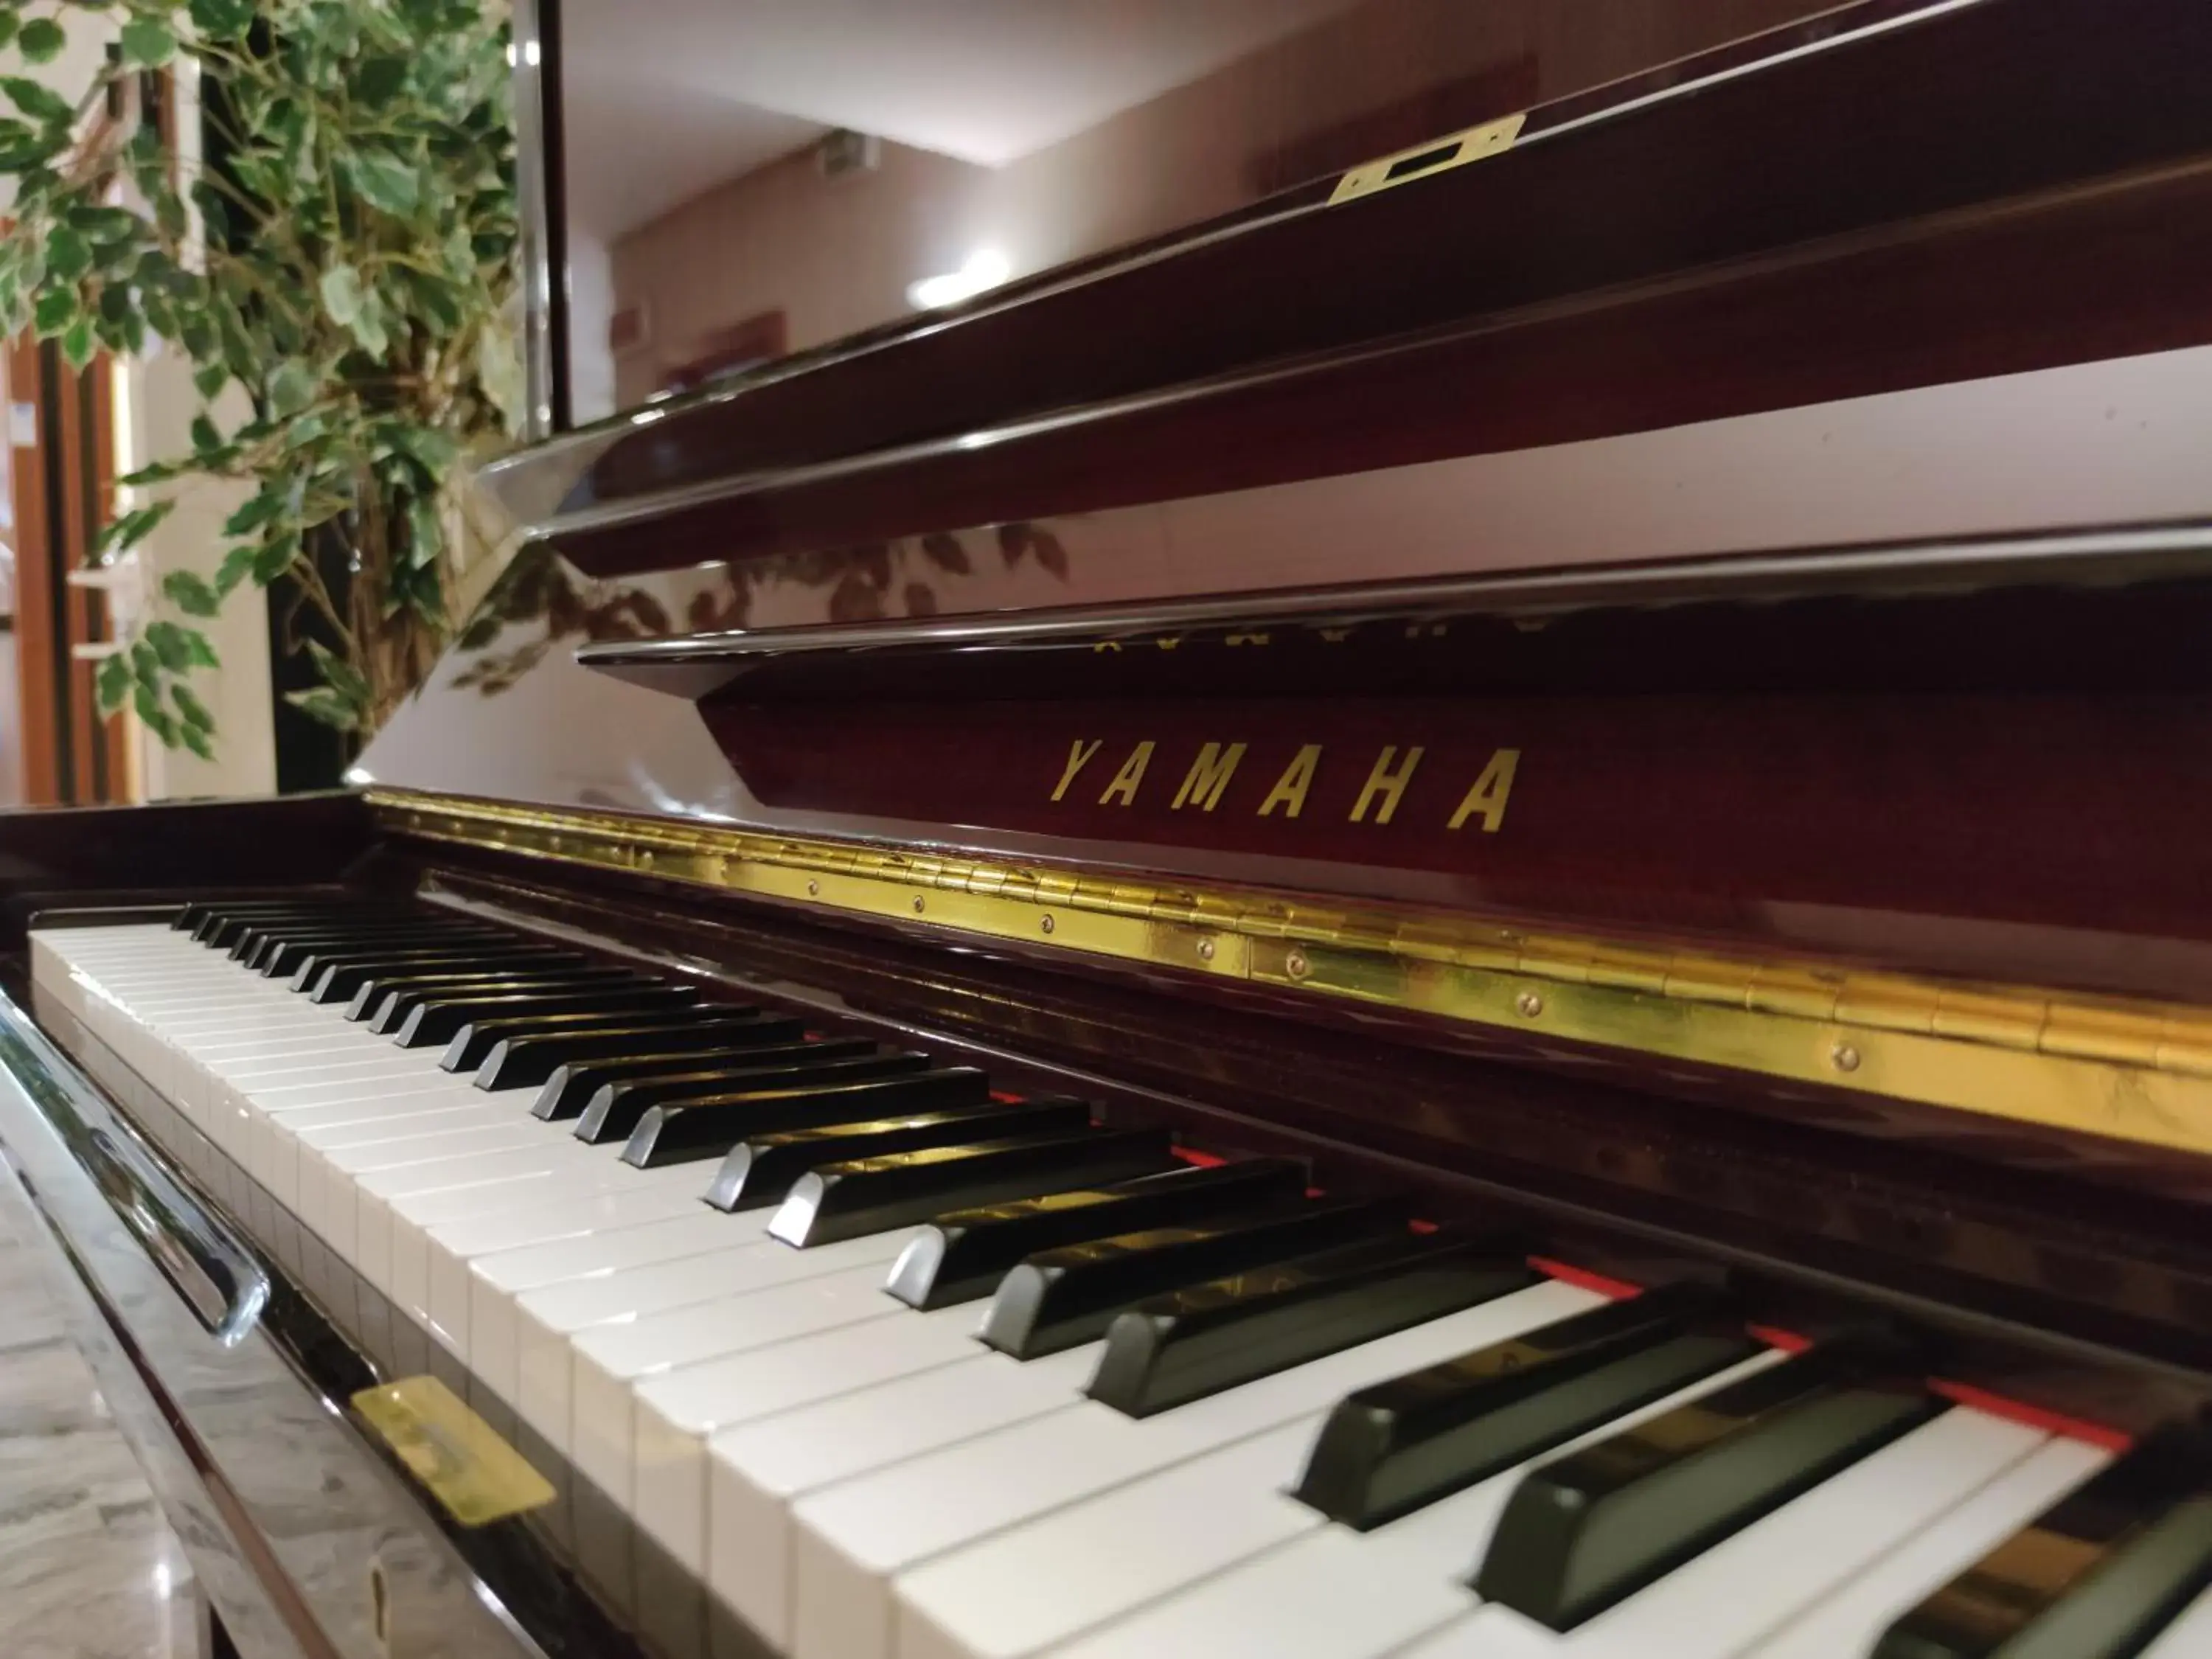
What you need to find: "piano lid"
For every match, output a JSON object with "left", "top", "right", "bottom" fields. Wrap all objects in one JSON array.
[{"left": 359, "top": 0, "right": 2212, "bottom": 1168}]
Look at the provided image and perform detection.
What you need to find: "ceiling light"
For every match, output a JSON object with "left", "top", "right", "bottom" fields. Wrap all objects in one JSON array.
[{"left": 906, "top": 249, "right": 1010, "bottom": 312}]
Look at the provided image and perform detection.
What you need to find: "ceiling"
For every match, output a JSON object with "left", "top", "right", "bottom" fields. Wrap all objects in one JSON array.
[{"left": 560, "top": 0, "right": 1364, "bottom": 242}]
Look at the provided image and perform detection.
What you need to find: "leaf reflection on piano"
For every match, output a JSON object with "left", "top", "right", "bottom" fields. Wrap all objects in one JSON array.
[{"left": 447, "top": 521, "right": 1073, "bottom": 696}]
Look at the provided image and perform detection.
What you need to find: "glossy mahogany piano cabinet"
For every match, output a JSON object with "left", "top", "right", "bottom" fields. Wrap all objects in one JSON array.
[{"left": 9, "top": 2, "right": 2212, "bottom": 1657}]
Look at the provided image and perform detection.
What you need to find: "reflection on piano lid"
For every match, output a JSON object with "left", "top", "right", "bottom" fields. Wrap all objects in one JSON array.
[{"left": 6, "top": 3, "right": 2212, "bottom": 1658}]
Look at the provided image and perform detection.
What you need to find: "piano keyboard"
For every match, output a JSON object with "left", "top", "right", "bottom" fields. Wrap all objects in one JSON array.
[{"left": 30, "top": 903, "right": 2212, "bottom": 1659}]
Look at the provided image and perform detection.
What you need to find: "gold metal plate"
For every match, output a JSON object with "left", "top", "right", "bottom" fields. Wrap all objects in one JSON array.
[
  {"left": 352, "top": 1374, "right": 554, "bottom": 1526},
  {"left": 1331, "top": 113, "right": 1526, "bottom": 204},
  {"left": 370, "top": 787, "right": 2212, "bottom": 1162}
]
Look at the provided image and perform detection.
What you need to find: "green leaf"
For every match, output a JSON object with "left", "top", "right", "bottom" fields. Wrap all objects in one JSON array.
[
  {"left": 406, "top": 490, "right": 443, "bottom": 568},
  {"left": 192, "top": 363, "right": 229, "bottom": 400},
  {"left": 133, "top": 681, "right": 178, "bottom": 746},
  {"left": 306, "top": 639, "right": 372, "bottom": 708},
  {"left": 161, "top": 571, "right": 222, "bottom": 618},
  {"left": 94, "top": 501, "right": 173, "bottom": 557},
  {"left": 267, "top": 359, "right": 315, "bottom": 418},
  {"left": 32, "top": 285, "right": 74, "bottom": 334},
  {"left": 380, "top": 423, "right": 459, "bottom": 475},
  {"left": 2, "top": 76, "right": 73, "bottom": 125},
  {"left": 173, "top": 681, "right": 215, "bottom": 731},
  {"left": 119, "top": 456, "right": 188, "bottom": 487},
  {"left": 119, "top": 16, "right": 176, "bottom": 68},
  {"left": 95, "top": 652, "right": 131, "bottom": 714},
  {"left": 213, "top": 543, "right": 257, "bottom": 597},
  {"left": 189, "top": 414, "right": 223, "bottom": 455},
  {"left": 44, "top": 224, "right": 89, "bottom": 282},
  {"left": 183, "top": 630, "right": 218, "bottom": 669},
  {"left": 319, "top": 264, "right": 363, "bottom": 325},
  {"left": 188, "top": 0, "right": 254, "bottom": 44},
  {"left": 344, "top": 147, "right": 420, "bottom": 217},
  {"left": 145, "top": 619, "right": 198, "bottom": 672},
  {"left": 221, "top": 488, "right": 285, "bottom": 538},
  {"left": 284, "top": 686, "right": 361, "bottom": 732},
  {"left": 18, "top": 18, "right": 65, "bottom": 65},
  {"left": 251, "top": 529, "right": 301, "bottom": 583},
  {"left": 177, "top": 721, "right": 214, "bottom": 761},
  {"left": 130, "top": 639, "right": 160, "bottom": 684},
  {"left": 0, "top": 14, "right": 18, "bottom": 54},
  {"left": 60, "top": 317, "right": 93, "bottom": 370}
]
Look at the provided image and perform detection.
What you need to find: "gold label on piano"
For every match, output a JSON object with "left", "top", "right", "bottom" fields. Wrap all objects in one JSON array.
[
  {"left": 1051, "top": 740, "right": 1521, "bottom": 833},
  {"left": 352, "top": 1375, "right": 555, "bottom": 1527}
]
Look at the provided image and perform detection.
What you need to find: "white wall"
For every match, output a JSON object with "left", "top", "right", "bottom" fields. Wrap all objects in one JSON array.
[{"left": 568, "top": 231, "right": 618, "bottom": 425}]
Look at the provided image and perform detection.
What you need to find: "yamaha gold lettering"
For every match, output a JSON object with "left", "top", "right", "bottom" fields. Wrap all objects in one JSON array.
[{"left": 1048, "top": 740, "right": 1520, "bottom": 833}]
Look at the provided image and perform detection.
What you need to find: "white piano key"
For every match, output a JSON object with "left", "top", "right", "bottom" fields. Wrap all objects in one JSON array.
[
  {"left": 300, "top": 1121, "right": 574, "bottom": 1245},
  {"left": 1738, "top": 1433, "right": 2113, "bottom": 1659},
  {"left": 571, "top": 1264, "right": 907, "bottom": 1506},
  {"left": 512, "top": 1227, "right": 917, "bottom": 1453},
  {"left": 900, "top": 1420, "right": 1315, "bottom": 1659},
  {"left": 455, "top": 1207, "right": 757, "bottom": 1371},
  {"left": 787, "top": 1279, "right": 1603, "bottom": 1659},
  {"left": 2140, "top": 1583, "right": 2212, "bottom": 1658},
  {"left": 709, "top": 1343, "right": 1107, "bottom": 1649},
  {"left": 347, "top": 1141, "right": 629, "bottom": 1276},
  {"left": 1419, "top": 1404, "right": 2052, "bottom": 1659},
  {"left": 249, "top": 1077, "right": 489, "bottom": 1194},
  {"left": 385, "top": 1160, "right": 712, "bottom": 1307},
  {"left": 933, "top": 1344, "right": 1787, "bottom": 1659},
  {"left": 634, "top": 1298, "right": 1004, "bottom": 1591}
]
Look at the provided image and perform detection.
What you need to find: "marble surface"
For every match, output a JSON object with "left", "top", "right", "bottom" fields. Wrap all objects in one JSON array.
[{"left": 0, "top": 1193, "right": 205, "bottom": 1659}]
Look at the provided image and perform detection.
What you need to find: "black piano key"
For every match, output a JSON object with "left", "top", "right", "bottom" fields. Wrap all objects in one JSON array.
[
  {"left": 439, "top": 1002, "right": 736, "bottom": 1074},
  {"left": 1293, "top": 1280, "right": 1752, "bottom": 1528},
  {"left": 473, "top": 1012, "right": 801, "bottom": 1091},
  {"left": 244, "top": 922, "right": 498, "bottom": 973},
  {"left": 571, "top": 1043, "right": 902, "bottom": 1141},
  {"left": 620, "top": 1068, "right": 997, "bottom": 1168},
  {"left": 1086, "top": 1227, "right": 1537, "bottom": 1419},
  {"left": 886, "top": 1158, "right": 1310, "bottom": 1310},
  {"left": 770, "top": 1127, "right": 1179, "bottom": 1249},
  {"left": 979, "top": 1198, "right": 1402, "bottom": 1361},
  {"left": 198, "top": 902, "right": 394, "bottom": 947},
  {"left": 392, "top": 982, "right": 697, "bottom": 1048},
  {"left": 297, "top": 944, "right": 577, "bottom": 998},
  {"left": 240, "top": 924, "right": 436, "bottom": 969},
  {"left": 1872, "top": 1426, "right": 2212, "bottom": 1659},
  {"left": 186, "top": 900, "right": 370, "bottom": 942},
  {"left": 355, "top": 965, "right": 639, "bottom": 1026},
  {"left": 1472, "top": 1335, "right": 1940, "bottom": 1631},
  {"left": 258, "top": 928, "right": 509, "bottom": 978},
  {"left": 702, "top": 1097, "right": 1094, "bottom": 1207},
  {"left": 530, "top": 1035, "right": 844, "bottom": 1121}
]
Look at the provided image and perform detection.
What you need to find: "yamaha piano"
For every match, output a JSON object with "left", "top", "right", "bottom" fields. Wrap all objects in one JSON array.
[{"left": 7, "top": 1, "right": 2212, "bottom": 1655}]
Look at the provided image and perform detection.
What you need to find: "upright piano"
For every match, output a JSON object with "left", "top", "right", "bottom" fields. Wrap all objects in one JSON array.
[{"left": 7, "top": 1, "right": 2212, "bottom": 1656}]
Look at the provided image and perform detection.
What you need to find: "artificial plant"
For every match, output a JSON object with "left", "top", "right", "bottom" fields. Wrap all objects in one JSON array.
[{"left": 0, "top": 0, "right": 518, "bottom": 756}]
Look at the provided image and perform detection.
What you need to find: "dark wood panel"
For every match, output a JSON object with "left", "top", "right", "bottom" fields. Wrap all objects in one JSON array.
[{"left": 0, "top": 793, "right": 378, "bottom": 951}]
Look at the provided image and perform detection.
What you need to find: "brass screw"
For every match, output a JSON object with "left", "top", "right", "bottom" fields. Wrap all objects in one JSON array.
[
  {"left": 806, "top": 879, "right": 819, "bottom": 897},
  {"left": 912, "top": 895, "right": 926, "bottom": 914},
  {"left": 1516, "top": 991, "right": 1544, "bottom": 1018},
  {"left": 1285, "top": 950, "right": 1310, "bottom": 980},
  {"left": 1832, "top": 1043, "right": 1861, "bottom": 1074},
  {"left": 1197, "top": 938, "right": 1215, "bottom": 961},
  {"left": 1040, "top": 914, "right": 1055, "bottom": 935}
]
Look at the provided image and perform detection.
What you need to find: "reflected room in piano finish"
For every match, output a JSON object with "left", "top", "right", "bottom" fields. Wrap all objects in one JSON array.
[{"left": 10, "top": 3, "right": 2212, "bottom": 1659}]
